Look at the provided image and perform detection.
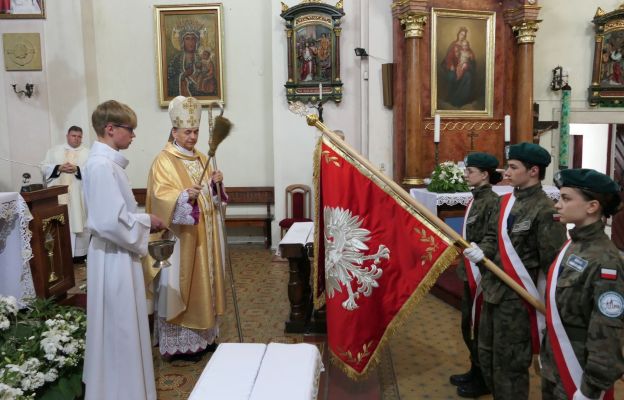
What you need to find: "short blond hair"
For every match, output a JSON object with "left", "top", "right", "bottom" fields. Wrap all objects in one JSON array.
[{"left": 91, "top": 100, "right": 137, "bottom": 137}]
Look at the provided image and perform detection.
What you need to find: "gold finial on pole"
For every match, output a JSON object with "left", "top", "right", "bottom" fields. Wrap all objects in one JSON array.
[{"left": 306, "top": 113, "right": 319, "bottom": 126}]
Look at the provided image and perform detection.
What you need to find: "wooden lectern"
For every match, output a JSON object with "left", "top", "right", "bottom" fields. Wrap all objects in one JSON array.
[{"left": 21, "top": 186, "right": 75, "bottom": 299}]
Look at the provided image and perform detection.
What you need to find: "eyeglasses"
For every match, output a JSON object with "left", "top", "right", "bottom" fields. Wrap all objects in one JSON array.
[{"left": 110, "top": 123, "right": 135, "bottom": 134}]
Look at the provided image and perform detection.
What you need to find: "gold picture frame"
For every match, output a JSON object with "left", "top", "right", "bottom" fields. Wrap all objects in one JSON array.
[
  {"left": 430, "top": 8, "right": 495, "bottom": 118},
  {"left": 0, "top": 0, "right": 45, "bottom": 19},
  {"left": 3, "top": 33, "right": 42, "bottom": 71},
  {"left": 155, "top": 4, "right": 224, "bottom": 107}
]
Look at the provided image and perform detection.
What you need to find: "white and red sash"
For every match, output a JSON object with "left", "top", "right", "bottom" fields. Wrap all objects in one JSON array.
[
  {"left": 497, "top": 193, "right": 546, "bottom": 354},
  {"left": 462, "top": 198, "right": 483, "bottom": 333},
  {"left": 546, "top": 241, "right": 615, "bottom": 400}
]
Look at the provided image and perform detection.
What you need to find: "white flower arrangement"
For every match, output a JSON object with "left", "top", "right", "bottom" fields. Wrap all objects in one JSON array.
[
  {"left": 0, "top": 296, "right": 86, "bottom": 399},
  {"left": 427, "top": 161, "right": 469, "bottom": 193}
]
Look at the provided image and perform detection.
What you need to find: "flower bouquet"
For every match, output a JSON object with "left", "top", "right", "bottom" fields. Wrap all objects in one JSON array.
[
  {"left": 427, "top": 161, "right": 469, "bottom": 193},
  {"left": 0, "top": 296, "right": 86, "bottom": 400}
]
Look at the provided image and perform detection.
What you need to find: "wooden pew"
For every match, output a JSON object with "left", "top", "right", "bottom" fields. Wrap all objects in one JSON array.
[
  {"left": 133, "top": 186, "right": 275, "bottom": 249},
  {"left": 225, "top": 187, "right": 274, "bottom": 249}
]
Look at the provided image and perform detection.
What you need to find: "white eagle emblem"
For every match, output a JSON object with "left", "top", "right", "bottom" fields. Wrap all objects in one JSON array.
[{"left": 324, "top": 206, "right": 390, "bottom": 310}]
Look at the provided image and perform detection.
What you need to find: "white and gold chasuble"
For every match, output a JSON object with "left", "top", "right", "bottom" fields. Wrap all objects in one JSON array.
[{"left": 144, "top": 142, "right": 226, "bottom": 354}]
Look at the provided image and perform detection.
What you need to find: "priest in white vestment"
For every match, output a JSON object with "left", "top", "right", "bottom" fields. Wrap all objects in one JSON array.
[
  {"left": 41, "top": 126, "right": 90, "bottom": 258},
  {"left": 82, "top": 100, "right": 164, "bottom": 400},
  {"left": 144, "top": 95, "right": 228, "bottom": 358}
]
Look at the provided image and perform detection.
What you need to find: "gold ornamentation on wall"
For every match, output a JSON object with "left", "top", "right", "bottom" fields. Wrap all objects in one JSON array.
[
  {"left": 604, "top": 20, "right": 624, "bottom": 33},
  {"left": 400, "top": 13, "right": 427, "bottom": 38},
  {"left": 423, "top": 121, "right": 503, "bottom": 131},
  {"left": 512, "top": 21, "right": 540, "bottom": 44}
]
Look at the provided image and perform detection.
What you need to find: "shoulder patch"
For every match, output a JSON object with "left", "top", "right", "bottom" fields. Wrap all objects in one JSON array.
[
  {"left": 566, "top": 254, "right": 588, "bottom": 272},
  {"left": 598, "top": 292, "right": 624, "bottom": 318},
  {"left": 512, "top": 220, "right": 531, "bottom": 233}
]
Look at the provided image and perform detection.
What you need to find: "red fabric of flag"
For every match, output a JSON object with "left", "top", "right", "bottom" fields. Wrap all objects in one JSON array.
[{"left": 313, "top": 136, "right": 458, "bottom": 377}]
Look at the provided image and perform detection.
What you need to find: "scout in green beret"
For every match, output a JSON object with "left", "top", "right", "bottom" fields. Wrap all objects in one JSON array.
[
  {"left": 464, "top": 142, "right": 567, "bottom": 398},
  {"left": 450, "top": 152, "right": 500, "bottom": 397},
  {"left": 540, "top": 168, "right": 624, "bottom": 399},
  {"left": 554, "top": 168, "right": 621, "bottom": 215}
]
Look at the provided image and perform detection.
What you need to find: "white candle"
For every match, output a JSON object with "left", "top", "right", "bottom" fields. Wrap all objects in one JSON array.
[
  {"left": 434, "top": 114, "right": 441, "bottom": 143},
  {"left": 319, "top": 83, "right": 323, "bottom": 100},
  {"left": 504, "top": 115, "right": 511, "bottom": 142}
]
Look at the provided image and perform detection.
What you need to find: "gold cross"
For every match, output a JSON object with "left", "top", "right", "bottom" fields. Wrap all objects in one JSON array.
[
  {"left": 187, "top": 115, "right": 198, "bottom": 127},
  {"left": 173, "top": 116, "right": 183, "bottom": 127},
  {"left": 183, "top": 99, "right": 198, "bottom": 114}
]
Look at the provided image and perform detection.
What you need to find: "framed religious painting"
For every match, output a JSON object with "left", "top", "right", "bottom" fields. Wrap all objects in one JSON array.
[
  {"left": 155, "top": 4, "right": 224, "bottom": 107},
  {"left": 0, "top": 0, "right": 45, "bottom": 19},
  {"left": 430, "top": 8, "right": 495, "bottom": 118},
  {"left": 589, "top": 6, "right": 624, "bottom": 107},
  {"left": 281, "top": 1, "right": 344, "bottom": 104}
]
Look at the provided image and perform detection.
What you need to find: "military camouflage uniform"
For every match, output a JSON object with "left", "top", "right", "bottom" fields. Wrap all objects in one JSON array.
[
  {"left": 541, "top": 220, "right": 624, "bottom": 399},
  {"left": 457, "top": 184, "right": 499, "bottom": 367},
  {"left": 478, "top": 183, "right": 567, "bottom": 399}
]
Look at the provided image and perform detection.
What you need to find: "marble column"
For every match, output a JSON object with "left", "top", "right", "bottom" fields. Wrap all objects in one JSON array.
[{"left": 398, "top": 11, "right": 427, "bottom": 185}]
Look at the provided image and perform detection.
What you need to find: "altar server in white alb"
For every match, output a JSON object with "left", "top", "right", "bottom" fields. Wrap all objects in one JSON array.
[
  {"left": 82, "top": 100, "right": 164, "bottom": 400},
  {"left": 41, "top": 126, "right": 90, "bottom": 259}
]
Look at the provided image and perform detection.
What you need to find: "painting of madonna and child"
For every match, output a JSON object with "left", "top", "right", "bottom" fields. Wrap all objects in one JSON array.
[
  {"left": 155, "top": 4, "right": 224, "bottom": 106},
  {"left": 431, "top": 9, "right": 495, "bottom": 118}
]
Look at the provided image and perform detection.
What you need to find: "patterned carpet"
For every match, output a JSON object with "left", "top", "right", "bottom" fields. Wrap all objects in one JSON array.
[{"left": 72, "top": 245, "right": 624, "bottom": 399}]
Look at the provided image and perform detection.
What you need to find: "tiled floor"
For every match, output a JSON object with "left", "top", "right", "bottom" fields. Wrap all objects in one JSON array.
[{"left": 72, "top": 245, "right": 624, "bottom": 399}]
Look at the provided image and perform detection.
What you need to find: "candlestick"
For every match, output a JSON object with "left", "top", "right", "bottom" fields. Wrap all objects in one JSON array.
[
  {"left": 319, "top": 83, "right": 323, "bottom": 100},
  {"left": 434, "top": 114, "right": 441, "bottom": 143},
  {"left": 504, "top": 115, "right": 511, "bottom": 142}
]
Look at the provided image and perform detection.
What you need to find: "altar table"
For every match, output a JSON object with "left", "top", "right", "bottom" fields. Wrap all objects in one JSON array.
[
  {"left": 409, "top": 185, "right": 560, "bottom": 216},
  {"left": 278, "top": 222, "right": 326, "bottom": 334},
  {"left": 189, "top": 342, "right": 323, "bottom": 400},
  {"left": 0, "top": 192, "right": 35, "bottom": 304}
]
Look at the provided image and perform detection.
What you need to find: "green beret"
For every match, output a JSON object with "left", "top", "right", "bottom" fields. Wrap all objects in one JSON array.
[
  {"left": 554, "top": 168, "right": 620, "bottom": 194},
  {"left": 507, "top": 142, "right": 551, "bottom": 166},
  {"left": 465, "top": 152, "right": 499, "bottom": 169}
]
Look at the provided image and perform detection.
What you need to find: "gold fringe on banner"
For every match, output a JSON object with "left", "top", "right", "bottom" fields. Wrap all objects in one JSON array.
[{"left": 312, "top": 137, "right": 326, "bottom": 310}]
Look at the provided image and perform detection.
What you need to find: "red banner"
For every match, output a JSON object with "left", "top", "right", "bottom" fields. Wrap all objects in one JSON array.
[{"left": 313, "top": 136, "right": 459, "bottom": 377}]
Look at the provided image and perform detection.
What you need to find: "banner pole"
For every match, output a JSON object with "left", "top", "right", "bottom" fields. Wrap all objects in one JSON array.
[{"left": 306, "top": 114, "right": 546, "bottom": 314}]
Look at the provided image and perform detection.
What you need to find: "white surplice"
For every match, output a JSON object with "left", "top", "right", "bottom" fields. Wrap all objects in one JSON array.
[
  {"left": 82, "top": 141, "right": 156, "bottom": 400},
  {"left": 41, "top": 143, "right": 90, "bottom": 257}
]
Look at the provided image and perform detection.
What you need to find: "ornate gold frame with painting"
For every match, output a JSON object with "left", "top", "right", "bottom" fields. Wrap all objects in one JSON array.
[
  {"left": 430, "top": 8, "right": 495, "bottom": 118},
  {"left": 589, "top": 5, "right": 624, "bottom": 107},
  {"left": 281, "top": 1, "right": 344, "bottom": 104},
  {"left": 155, "top": 4, "right": 224, "bottom": 107},
  {"left": 0, "top": 0, "right": 45, "bottom": 19}
]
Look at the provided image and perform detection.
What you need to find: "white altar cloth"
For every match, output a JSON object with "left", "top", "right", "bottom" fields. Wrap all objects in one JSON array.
[
  {"left": 0, "top": 192, "right": 34, "bottom": 305},
  {"left": 189, "top": 343, "right": 267, "bottom": 400},
  {"left": 189, "top": 342, "right": 323, "bottom": 400},
  {"left": 409, "top": 185, "right": 560, "bottom": 216},
  {"left": 249, "top": 343, "right": 323, "bottom": 400}
]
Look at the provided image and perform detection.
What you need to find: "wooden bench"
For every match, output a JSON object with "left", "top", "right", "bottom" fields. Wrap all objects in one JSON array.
[
  {"left": 132, "top": 187, "right": 274, "bottom": 249},
  {"left": 225, "top": 187, "right": 274, "bottom": 249}
]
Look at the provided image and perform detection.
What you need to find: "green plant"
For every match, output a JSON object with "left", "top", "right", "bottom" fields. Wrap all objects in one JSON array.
[
  {"left": 427, "top": 161, "right": 469, "bottom": 193},
  {"left": 0, "top": 296, "right": 85, "bottom": 399}
]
